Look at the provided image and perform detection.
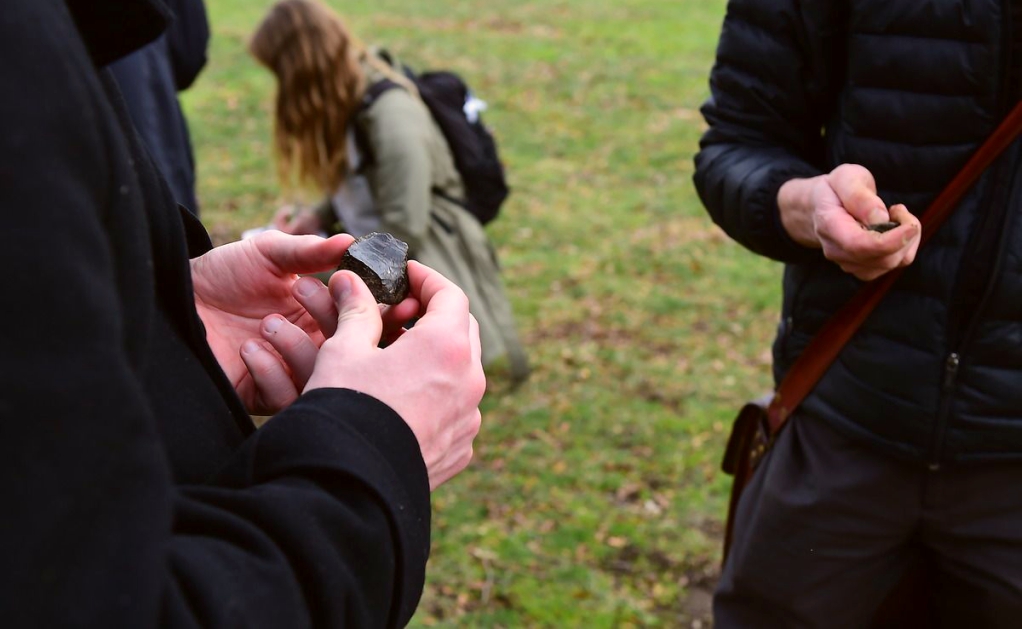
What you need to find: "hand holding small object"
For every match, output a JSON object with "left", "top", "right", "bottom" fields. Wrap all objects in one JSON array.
[
  {"left": 191, "top": 231, "right": 418, "bottom": 414},
  {"left": 778, "top": 164, "right": 921, "bottom": 280},
  {"left": 305, "top": 261, "right": 486, "bottom": 490}
]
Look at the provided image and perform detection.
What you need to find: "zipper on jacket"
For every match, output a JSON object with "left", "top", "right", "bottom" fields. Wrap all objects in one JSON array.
[
  {"left": 927, "top": 140, "right": 1020, "bottom": 467},
  {"left": 926, "top": 3, "right": 1022, "bottom": 466},
  {"left": 927, "top": 151, "right": 1018, "bottom": 467}
]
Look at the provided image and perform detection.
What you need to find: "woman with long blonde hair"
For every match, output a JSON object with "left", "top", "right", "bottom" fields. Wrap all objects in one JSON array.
[{"left": 251, "top": 0, "right": 528, "bottom": 379}]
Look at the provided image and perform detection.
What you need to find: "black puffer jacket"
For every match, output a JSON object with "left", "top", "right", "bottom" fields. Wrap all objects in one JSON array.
[{"left": 694, "top": 0, "right": 1022, "bottom": 465}]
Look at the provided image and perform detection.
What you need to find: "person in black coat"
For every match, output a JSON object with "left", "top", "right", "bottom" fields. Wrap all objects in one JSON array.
[
  {"left": 108, "top": 0, "right": 209, "bottom": 216},
  {"left": 0, "top": 1, "right": 484, "bottom": 627},
  {"left": 695, "top": 0, "right": 1022, "bottom": 626}
]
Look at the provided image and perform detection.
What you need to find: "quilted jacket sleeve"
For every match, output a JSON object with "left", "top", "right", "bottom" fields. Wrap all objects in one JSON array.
[{"left": 693, "top": 0, "right": 844, "bottom": 263}]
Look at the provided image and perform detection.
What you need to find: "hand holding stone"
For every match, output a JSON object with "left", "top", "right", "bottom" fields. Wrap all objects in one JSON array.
[{"left": 306, "top": 261, "right": 485, "bottom": 490}]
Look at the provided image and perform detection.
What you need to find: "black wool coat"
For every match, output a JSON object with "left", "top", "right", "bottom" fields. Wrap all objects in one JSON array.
[
  {"left": 694, "top": 0, "right": 1022, "bottom": 465},
  {"left": 0, "top": 1, "right": 430, "bottom": 626}
]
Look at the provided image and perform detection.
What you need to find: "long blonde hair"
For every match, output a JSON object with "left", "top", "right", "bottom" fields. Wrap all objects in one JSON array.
[
  {"left": 249, "top": 0, "right": 364, "bottom": 192},
  {"left": 249, "top": 0, "right": 418, "bottom": 193}
]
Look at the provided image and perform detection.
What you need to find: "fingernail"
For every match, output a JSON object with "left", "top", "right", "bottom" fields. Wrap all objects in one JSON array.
[
  {"left": 264, "top": 316, "right": 284, "bottom": 334},
  {"left": 867, "top": 208, "right": 888, "bottom": 224},
  {"left": 242, "top": 340, "right": 261, "bottom": 355},
  {"left": 296, "top": 278, "right": 320, "bottom": 298},
  {"left": 333, "top": 273, "right": 352, "bottom": 301}
]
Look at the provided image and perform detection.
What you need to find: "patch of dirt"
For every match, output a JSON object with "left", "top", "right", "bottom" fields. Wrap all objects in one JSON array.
[{"left": 600, "top": 544, "right": 720, "bottom": 626}]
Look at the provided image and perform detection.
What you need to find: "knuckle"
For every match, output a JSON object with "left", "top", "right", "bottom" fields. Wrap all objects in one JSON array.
[
  {"left": 255, "top": 360, "right": 282, "bottom": 380},
  {"left": 337, "top": 301, "right": 374, "bottom": 323},
  {"left": 829, "top": 165, "right": 850, "bottom": 182},
  {"left": 471, "top": 373, "right": 487, "bottom": 402},
  {"left": 848, "top": 187, "right": 874, "bottom": 209},
  {"left": 436, "top": 335, "right": 472, "bottom": 368},
  {"left": 468, "top": 410, "right": 482, "bottom": 439},
  {"left": 839, "top": 163, "right": 870, "bottom": 181},
  {"left": 285, "top": 334, "right": 313, "bottom": 357}
]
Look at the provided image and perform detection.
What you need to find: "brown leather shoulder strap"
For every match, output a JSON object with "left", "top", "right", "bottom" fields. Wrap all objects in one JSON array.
[{"left": 767, "top": 101, "right": 1022, "bottom": 434}]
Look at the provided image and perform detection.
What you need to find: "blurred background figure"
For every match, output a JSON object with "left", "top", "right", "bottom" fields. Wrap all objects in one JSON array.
[
  {"left": 108, "top": 0, "right": 209, "bottom": 217},
  {"left": 249, "top": 0, "right": 529, "bottom": 381}
]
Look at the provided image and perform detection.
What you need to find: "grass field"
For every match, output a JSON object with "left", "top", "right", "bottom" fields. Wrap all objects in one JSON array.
[{"left": 184, "top": 1, "right": 783, "bottom": 625}]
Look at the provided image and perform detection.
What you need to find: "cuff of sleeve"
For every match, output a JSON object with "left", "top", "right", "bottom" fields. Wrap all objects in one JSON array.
[{"left": 237, "top": 388, "right": 430, "bottom": 627}]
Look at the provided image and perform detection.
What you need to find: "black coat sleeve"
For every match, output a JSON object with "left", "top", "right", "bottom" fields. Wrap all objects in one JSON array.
[
  {"left": 0, "top": 2, "right": 428, "bottom": 627},
  {"left": 692, "top": 0, "right": 844, "bottom": 263},
  {"left": 164, "top": 391, "right": 431, "bottom": 628},
  {"left": 165, "top": 0, "right": 210, "bottom": 91}
]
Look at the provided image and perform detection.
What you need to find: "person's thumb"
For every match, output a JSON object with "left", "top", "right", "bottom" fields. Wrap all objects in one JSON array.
[
  {"left": 261, "top": 232, "right": 354, "bottom": 275},
  {"left": 828, "top": 164, "right": 889, "bottom": 225},
  {"left": 327, "top": 270, "right": 383, "bottom": 351}
]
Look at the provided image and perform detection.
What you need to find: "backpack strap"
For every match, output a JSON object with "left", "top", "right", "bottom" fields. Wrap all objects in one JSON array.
[
  {"left": 354, "top": 77, "right": 471, "bottom": 212},
  {"left": 360, "top": 78, "right": 401, "bottom": 109},
  {"left": 352, "top": 78, "right": 402, "bottom": 173}
]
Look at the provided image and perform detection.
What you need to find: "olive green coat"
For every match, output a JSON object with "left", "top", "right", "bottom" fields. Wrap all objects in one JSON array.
[{"left": 352, "top": 63, "right": 528, "bottom": 378}]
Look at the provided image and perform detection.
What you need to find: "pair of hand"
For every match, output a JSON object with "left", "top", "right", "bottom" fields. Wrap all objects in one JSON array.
[
  {"left": 778, "top": 164, "right": 922, "bottom": 280},
  {"left": 191, "top": 231, "right": 484, "bottom": 489}
]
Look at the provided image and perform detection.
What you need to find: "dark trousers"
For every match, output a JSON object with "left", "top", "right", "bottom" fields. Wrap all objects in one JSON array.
[{"left": 714, "top": 415, "right": 1022, "bottom": 628}]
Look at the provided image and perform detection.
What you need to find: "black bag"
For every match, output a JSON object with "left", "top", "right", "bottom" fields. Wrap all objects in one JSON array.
[{"left": 359, "top": 66, "right": 510, "bottom": 226}]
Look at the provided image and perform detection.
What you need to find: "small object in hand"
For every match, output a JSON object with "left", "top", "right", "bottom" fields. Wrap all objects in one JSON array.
[
  {"left": 337, "top": 232, "right": 410, "bottom": 304},
  {"left": 866, "top": 221, "right": 900, "bottom": 233}
]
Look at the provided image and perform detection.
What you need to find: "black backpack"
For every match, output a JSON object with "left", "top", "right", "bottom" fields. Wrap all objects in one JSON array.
[{"left": 358, "top": 65, "right": 510, "bottom": 226}]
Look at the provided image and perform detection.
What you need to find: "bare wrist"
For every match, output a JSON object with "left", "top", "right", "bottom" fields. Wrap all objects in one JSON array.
[{"left": 777, "top": 177, "right": 822, "bottom": 248}]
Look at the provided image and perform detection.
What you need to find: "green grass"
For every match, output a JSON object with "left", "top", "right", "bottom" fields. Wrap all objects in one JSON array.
[{"left": 184, "top": 1, "right": 782, "bottom": 625}]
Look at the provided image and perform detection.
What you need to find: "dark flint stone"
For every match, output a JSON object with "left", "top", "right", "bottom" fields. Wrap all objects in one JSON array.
[
  {"left": 337, "top": 232, "right": 410, "bottom": 304},
  {"left": 866, "top": 221, "right": 900, "bottom": 233}
]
